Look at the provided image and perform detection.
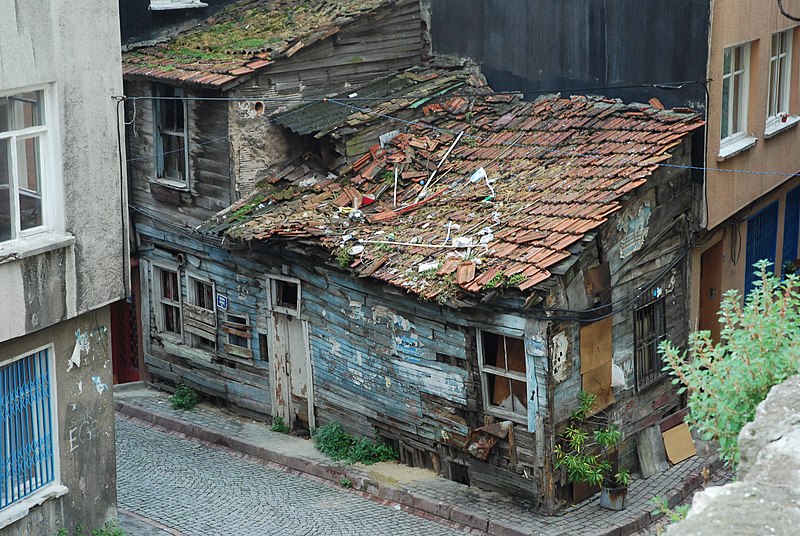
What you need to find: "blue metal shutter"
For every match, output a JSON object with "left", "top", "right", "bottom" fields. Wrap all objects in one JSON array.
[
  {"left": 782, "top": 187, "right": 800, "bottom": 275},
  {"left": 745, "top": 201, "right": 779, "bottom": 295}
]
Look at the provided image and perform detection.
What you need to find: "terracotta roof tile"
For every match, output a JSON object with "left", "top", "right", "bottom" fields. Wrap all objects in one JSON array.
[{"left": 201, "top": 76, "right": 703, "bottom": 300}]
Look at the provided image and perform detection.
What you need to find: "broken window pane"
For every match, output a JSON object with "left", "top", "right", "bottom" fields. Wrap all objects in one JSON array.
[{"left": 479, "top": 331, "right": 527, "bottom": 418}]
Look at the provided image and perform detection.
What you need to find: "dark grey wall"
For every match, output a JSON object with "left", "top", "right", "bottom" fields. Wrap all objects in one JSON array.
[
  {"left": 429, "top": 0, "right": 710, "bottom": 110},
  {"left": 119, "top": 0, "right": 240, "bottom": 46}
]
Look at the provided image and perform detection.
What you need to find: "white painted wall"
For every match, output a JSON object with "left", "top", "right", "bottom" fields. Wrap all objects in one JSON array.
[{"left": 0, "top": 0, "right": 126, "bottom": 343}]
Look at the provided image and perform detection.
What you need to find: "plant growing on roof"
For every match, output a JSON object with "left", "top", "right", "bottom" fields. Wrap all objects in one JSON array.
[
  {"left": 334, "top": 247, "right": 354, "bottom": 268},
  {"left": 554, "top": 391, "right": 630, "bottom": 509}
]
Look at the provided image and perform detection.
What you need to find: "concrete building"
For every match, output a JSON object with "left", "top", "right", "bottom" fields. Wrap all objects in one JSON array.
[{"left": 0, "top": 1, "right": 127, "bottom": 533}]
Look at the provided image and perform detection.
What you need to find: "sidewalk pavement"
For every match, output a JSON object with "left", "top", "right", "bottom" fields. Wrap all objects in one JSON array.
[{"left": 114, "top": 383, "right": 723, "bottom": 536}]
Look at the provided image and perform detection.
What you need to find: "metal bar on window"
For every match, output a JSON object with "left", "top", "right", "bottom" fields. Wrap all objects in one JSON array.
[{"left": 1, "top": 349, "right": 54, "bottom": 510}]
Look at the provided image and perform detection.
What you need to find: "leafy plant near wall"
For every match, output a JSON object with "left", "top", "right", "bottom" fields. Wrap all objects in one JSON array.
[
  {"left": 660, "top": 261, "right": 800, "bottom": 468},
  {"left": 554, "top": 391, "right": 629, "bottom": 488},
  {"left": 170, "top": 384, "right": 200, "bottom": 411},
  {"left": 270, "top": 415, "right": 291, "bottom": 433},
  {"left": 313, "top": 422, "right": 397, "bottom": 465}
]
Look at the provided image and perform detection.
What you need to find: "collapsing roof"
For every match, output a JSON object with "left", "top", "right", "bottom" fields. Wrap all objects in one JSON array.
[
  {"left": 122, "top": 0, "right": 397, "bottom": 87},
  {"left": 201, "top": 73, "right": 704, "bottom": 302}
]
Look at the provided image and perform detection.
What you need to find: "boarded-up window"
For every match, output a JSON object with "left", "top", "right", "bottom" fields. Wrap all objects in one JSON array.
[
  {"left": 478, "top": 331, "right": 527, "bottom": 420},
  {"left": 580, "top": 317, "right": 614, "bottom": 412},
  {"left": 223, "top": 313, "right": 253, "bottom": 359},
  {"left": 185, "top": 275, "right": 216, "bottom": 351}
]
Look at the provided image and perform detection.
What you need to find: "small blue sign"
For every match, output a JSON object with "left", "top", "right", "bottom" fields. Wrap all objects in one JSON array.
[{"left": 216, "top": 294, "right": 228, "bottom": 311}]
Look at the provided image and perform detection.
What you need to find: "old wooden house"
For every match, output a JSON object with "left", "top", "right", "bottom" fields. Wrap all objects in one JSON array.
[
  {"left": 120, "top": 0, "right": 708, "bottom": 510},
  {"left": 121, "top": 0, "right": 426, "bottom": 383},
  {"left": 136, "top": 62, "right": 703, "bottom": 509}
]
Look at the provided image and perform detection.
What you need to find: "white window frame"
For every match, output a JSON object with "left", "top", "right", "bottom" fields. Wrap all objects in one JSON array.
[
  {"left": 185, "top": 273, "right": 216, "bottom": 351},
  {"left": 153, "top": 85, "right": 189, "bottom": 188},
  {"left": 267, "top": 274, "right": 302, "bottom": 317},
  {"left": 0, "top": 345, "right": 68, "bottom": 530},
  {"left": 720, "top": 42, "right": 755, "bottom": 158},
  {"left": 766, "top": 29, "right": 798, "bottom": 137},
  {"left": 152, "top": 263, "right": 183, "bottom": 339},
  {"left": 0, "top": 85, "right": 63, "bottom": 248},
  {"left": 476, "top": 329, "right": 528, "bottom": 424},
  {"left": 149, "top": 0, "right": 208, "bottom": 11}
]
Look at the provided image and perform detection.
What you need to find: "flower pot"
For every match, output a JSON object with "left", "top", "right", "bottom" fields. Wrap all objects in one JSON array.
[{"left": 599, "top": 485, "right": 628, "bottom": 510}]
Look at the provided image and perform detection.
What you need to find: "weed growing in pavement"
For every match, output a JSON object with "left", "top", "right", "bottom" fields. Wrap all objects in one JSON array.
[
  {"left": 660, "top": 260, "right": 800, "bottom": 469},
  {"left": 312, "top": 422, "right": 397, "bottom": 465},
  {"left": 650, "top": 496, "right": 690, "bottom": 534},
  {"left": 170, "top": 384, "right": 199, "bottom": 411},
  {"left": 56, "top": 521, "right": 126, "bottom": 536},
  {"left": 270, "top": 415, "right": 291, "bottom": 433},
  {"left": 339, "top": 478, "right": 353, "bottom": 488}
]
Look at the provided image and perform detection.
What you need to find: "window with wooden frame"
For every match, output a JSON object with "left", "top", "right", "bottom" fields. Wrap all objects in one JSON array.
[
  {"left": 268, "top": 275, "right": 301, "bottom": 316},
  {"left": 223, "top": 312, "right": 253, "bottom": 360},
  {"left": 1, "top": 88, "right": 52, "bottom": 244},
  {"left": 477, "top": 330, "right": 527, "bottom": 421},
  {"left": 184, "top": 275, "right": 216, "bottom": 352},
  {"left": 154, "top": 265, "right": 182, "bottom": 337},
  {"left": 633, "top": 291, "right": 667, "bottom": 390},
  {"left": 767, "top": 29, "right": 794, "bottom": 135},
  {"left": 154, "top": 84, "right": 188, "bottom": 186}
]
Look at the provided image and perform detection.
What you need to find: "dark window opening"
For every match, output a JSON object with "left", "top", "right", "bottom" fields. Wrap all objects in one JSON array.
[
  {"left": 634, "top": 293, "right": 667, "bottom": 390},
  {"left": 276, "top": 280, "right": 299, "bottom": 309},
  {"left": 154, "top": 84, "right": 187, "bottom": 183},
  {"left": 480, "top": 331, "right": 527, "bottom": 417}
]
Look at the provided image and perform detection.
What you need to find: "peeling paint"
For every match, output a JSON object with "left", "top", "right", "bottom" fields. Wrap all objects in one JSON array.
[
  {"left": 551, "top": 332, "right": 570, "bottom": 383},
  {"left": 618, "top": 201, "right": 652, "bottom": 259},
  {"left": 91, "top": 376, "right": 109, "bottom": 394}
]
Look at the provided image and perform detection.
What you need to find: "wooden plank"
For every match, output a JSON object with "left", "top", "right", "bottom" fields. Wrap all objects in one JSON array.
[{"left": 224, "top": 343, "right": 254, "bottom": 359}]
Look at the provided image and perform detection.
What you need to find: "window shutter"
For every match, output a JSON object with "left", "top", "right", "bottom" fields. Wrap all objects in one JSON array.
[
  {"left": 745, "top": 201, "right": 779, "bottom": 295},
  {"left": 782, "top": 188, "right": 800, "bottom": 274}
]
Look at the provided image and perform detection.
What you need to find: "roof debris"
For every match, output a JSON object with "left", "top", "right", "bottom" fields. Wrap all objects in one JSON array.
[{"left": 200, "top": 71, "right": 704, "bottom": 302}]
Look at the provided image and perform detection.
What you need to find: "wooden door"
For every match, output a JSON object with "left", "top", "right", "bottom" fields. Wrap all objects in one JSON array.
[
  {"left": 699, "top": 241, "right": 723, "bottom": 345},
  {"left": 270, "top": 312, "right": 313, "bottom": 430},
  {"left": 110, "top": 298, "right": 140, "bottom": 384}
]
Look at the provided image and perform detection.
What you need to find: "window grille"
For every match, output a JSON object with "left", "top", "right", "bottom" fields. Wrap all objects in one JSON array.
[
  {"left": 1, "top": 349, "right": 55, "bottom": 510},
  {"left": 634, "top": 293, "right": 667, "bottom": 390}
]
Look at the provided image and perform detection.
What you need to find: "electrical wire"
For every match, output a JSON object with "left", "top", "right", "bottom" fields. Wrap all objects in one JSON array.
[{"left": 778, "top": 0, "right": 800, "bottom": 21}]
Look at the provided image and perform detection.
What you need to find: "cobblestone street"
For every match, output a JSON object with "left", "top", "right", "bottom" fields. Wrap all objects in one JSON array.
[{"left": 115, "top": 416, "right": 472, "bottom": 536}]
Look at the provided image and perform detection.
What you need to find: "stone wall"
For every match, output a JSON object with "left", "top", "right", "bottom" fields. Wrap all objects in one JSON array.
[{"left": 666, "top": 375, "right": 800, "bottom": 535}]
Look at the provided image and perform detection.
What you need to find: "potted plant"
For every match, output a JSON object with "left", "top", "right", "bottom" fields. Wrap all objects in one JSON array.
[{"left": 554, "top": 391, "right": 630, "bottom": 510}]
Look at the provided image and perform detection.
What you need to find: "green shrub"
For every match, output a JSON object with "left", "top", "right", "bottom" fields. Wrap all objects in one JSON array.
[
  {"left": 660, "top": 261, "right": 800, "bottom": 469},
  {"left": 170, "top": 384, "right": 199, "bottom": 411},
  {"left": 339, "top": 478, "right": 353, "bottom": 488},
  {"left": 270, "top": 416, "right": 290, "bottom": 433},
  {"left": 312, "top": 422, "right": 398, "bottom": 465},
  {"left": 55, "top": 521, "right": 125, "bottom": 536}
]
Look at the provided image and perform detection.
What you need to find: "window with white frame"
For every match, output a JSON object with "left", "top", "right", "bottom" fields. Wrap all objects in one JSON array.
[
  {"left": 154, "top": 85, "right": 188, "bottom": 186},
  {"left": 0, "top": 89, "right": 50, "bottom": 243},
  {"left": 767, "top": 29, "right": 794, "bottom": 131},
  {"left": 1, "top": 348, "right": 57, "bottom": 512},
  {"left": 721, "top": 43, "right": 751, "bottom": 145},
  {"left": 154, "top": 266, "right": 182, "bottom": 336},
  {"left": 477, "top": 330, "right": 528, "bottom": 421},
  {"left": 185, "top": 275, "right": 216, "bottom": 351}
]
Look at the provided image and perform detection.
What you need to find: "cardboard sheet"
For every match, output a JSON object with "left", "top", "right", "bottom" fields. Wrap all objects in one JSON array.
[
  {"left": 662, "top": 422, "right": 697, "bottom": 465},
  {"left": 581, "top": 360, "right": 615, "bottom": 412},
  {"left": 580, "top": 317, "right": 613, "bottom": 373}
]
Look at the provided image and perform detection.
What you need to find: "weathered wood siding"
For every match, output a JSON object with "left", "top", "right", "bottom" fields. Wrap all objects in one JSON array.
[
  {"left": 228, "top": 0, "right": 423, "bottom": 196},
  {"left": 125, "top": 80, "right": 231, "bottom": 229},
  {"left": 550, "top": 139, "right": 695, "bottom": 483},
  {"left": 137, "top": 224, "right": 272, "bottom": 418}
]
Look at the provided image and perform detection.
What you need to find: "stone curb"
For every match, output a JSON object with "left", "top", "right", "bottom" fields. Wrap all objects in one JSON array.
[{"left": 114, "top": 398, "right": 722, "bottom": 536}]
